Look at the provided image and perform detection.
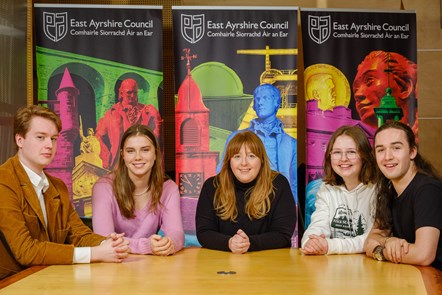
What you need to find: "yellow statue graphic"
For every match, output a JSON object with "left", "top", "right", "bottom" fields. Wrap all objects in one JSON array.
[
  {"left": 306, "top": 73, "right": 337, "bottom": 111},
  {"left": 304, "top": 64, "right": 351, "bottom": 111},
  {"left": 76, "top": 116, "right": 102, "bottom": 167}
]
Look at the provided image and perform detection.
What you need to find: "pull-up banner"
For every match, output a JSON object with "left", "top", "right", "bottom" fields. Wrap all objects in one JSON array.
[
  {"left": 301, "top": 9, "right": 417, "bottom": 227},
  {"left": 172, "top": 6, "right": 299, "bottom": 246},
  {"left": 34, "top": 4, "right": 163, "bottom": 217}
]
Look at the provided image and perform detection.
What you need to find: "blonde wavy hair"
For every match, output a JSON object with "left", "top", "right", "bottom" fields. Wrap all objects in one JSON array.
[{"left": 214, "top": 130, "right": 277, "bottom": 222}]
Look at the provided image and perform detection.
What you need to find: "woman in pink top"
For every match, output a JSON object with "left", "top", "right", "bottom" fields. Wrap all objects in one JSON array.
[{"left": 92, "top": 124, "right": 184, "bottom": 255}]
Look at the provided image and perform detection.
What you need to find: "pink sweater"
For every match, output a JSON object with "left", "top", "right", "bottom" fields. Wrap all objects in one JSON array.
[{"left": 92, "top": 175, "right": 184, "bottom": 254}]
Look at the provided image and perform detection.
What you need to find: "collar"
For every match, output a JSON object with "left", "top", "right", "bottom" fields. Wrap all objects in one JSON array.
[
  {"left": 20, "top": 161, "right": 50, "bottom": 193},
  {"left": 233, "top": 176, "right": 258, "bottom": 192},
  {"left": 250, "top": 118, "right": 284, "bottom": 135},
  {"left": 338, "top": 182, "right": 365, "bottom": 193}
]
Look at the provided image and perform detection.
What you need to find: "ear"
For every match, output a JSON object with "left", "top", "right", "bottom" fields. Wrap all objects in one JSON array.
[
  {"left": 398, "top": 79, "right": 413, "bottom": 101},
  {"left": 15, "top": 134, "right": 24, "bottom": 148},
  {"left": 312, "top": 89, "right": 319, "bottom": 99},
  {"left": 409, "top": 145, "right": 418, "bottom": 160}
]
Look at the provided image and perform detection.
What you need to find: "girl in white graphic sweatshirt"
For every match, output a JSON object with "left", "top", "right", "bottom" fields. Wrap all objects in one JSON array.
[{"left": 301, "top": 125, "right": 378, "bottom": 254}]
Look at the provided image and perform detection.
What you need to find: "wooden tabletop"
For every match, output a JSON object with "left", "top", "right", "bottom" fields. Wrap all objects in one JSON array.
[{"left": 1, "top": 247, "right": 440, "bottom": 294}]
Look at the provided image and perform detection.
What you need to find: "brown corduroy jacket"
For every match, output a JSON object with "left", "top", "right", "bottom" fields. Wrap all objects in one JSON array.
[{"left": 0, "top": 155, "right": 104, "bottom": 280}]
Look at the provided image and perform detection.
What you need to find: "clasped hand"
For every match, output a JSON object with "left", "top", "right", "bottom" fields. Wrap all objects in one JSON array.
[
  {"left": 92, "top": 232, "right": 130, "bottom": 263},
  {"left": 228, "top": 229, "right": 250, "bottom": 254},
  {"left": 300, "top": 234, "right": 328, "bottom": 255},
  {"left": 383, "top": 236, "right": 409, "bottom": 263},
  {"left": 150, "top": 234, "right": 175, "bottom": 256}
]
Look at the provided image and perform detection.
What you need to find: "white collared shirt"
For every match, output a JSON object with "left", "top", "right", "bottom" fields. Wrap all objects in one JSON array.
[
  {"left": 20, "top": 161, "right": 91, "bottom": 263},
  {"left": 21, "top": 163, "right": 49, "bottom": 227}
]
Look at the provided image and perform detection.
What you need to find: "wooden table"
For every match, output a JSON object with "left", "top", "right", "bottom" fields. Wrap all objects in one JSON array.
[{"left": 1, "top": 247, "right": 440, "bottom": 294}]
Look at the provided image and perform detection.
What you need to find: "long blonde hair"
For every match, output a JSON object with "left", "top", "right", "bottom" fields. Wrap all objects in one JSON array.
[
  {"left": 214, "top": 131, "right": 277, "bottom": 222},
  {"left": 113, "top": 124, "right": 166, "bottom": 218}
]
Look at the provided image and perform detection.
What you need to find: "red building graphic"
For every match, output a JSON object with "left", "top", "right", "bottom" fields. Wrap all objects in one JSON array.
[
  {"left": 175, "top": 49, "right": 219, "bottom": 233},
  {"left": 44, "top": 67, "right": 79, "bottom": 199}
]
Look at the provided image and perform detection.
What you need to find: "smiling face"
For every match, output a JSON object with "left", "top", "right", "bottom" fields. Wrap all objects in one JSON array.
[
  {"left": 230, "top": 143, "right": 262, "bottom": 184},
  {"left": 16, "top": 116, "right": 59, "bottom": 174},
  {"left": 122, "top": 134, "right": 156, "bottom": 181},
  {"left": 374, "top": 128, "right": 417, "bottom": 189},
  {"left": 330, "top": 134, "right": 362, "bottom": 189}
]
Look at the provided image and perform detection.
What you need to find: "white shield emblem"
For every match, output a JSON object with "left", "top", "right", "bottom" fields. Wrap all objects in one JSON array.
[
  {"left": 308, "top": 15, "right": 331, "bottom": 45},
  {"left": 43, "top": 12, "right": 68, "bottom": 42},
  {"left": 181, "top": 14, "right": 205, "bottom": 44}
]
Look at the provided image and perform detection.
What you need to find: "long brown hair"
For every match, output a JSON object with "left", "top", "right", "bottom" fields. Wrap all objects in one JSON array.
[
  {"left": 214, "top": 130, "right": 277, "bottom": 222},
  {"left": 374, "top": 121, "right": 440, "bottom": 230},
  {"left": 323, "top": 125, "right": 377, "bottom": 186},
  {"left": 113, "top": 124, "right": 166, "bottom": 218}
]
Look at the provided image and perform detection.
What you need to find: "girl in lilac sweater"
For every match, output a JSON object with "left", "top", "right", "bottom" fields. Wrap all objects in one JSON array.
[{"left": 92, "top": 124, "right": 184, "bottom": 255}]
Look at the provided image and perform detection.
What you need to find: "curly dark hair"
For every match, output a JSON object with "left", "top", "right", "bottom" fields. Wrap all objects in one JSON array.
[{"left": 374, "top": 121, "right": 440, "bottom": 230}]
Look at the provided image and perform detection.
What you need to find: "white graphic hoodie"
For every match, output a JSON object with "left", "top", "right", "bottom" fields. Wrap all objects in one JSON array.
[{"left": 301, "top": 182, "right": 376, "bottom": 254}]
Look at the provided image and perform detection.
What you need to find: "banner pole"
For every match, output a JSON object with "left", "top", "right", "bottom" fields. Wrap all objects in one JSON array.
[{"left": 26, "top": 0, "right": 34, "bottom": 106}]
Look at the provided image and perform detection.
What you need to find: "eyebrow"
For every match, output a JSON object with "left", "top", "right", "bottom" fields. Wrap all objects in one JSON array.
[
  {"left": 35, "top": 131, "right": 58, "bottom": 137},
  {"left": 356, "top": 69, "right": 374, "bottom": 80},
  {"left": 124, "top": 145, "right": 151, "bottom": 149},
  {"left": 375, "top": 141, "right": 404, "bottom": 148}
]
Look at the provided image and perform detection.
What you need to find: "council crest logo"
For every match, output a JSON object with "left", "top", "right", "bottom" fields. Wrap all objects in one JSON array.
[
  {"left": 43, "top": 12, "right": 68, "bottom": 42},
  {"left": 181, "top": 14, "right": 205, "bottom": 44},
  {"left": 308, "top": 15, "right": 331, "bottom": 45}
]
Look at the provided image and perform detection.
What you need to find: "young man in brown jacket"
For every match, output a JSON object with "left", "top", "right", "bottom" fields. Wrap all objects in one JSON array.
[{"left": 0, "top": 105, "right": 130, "bottom": 280}]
